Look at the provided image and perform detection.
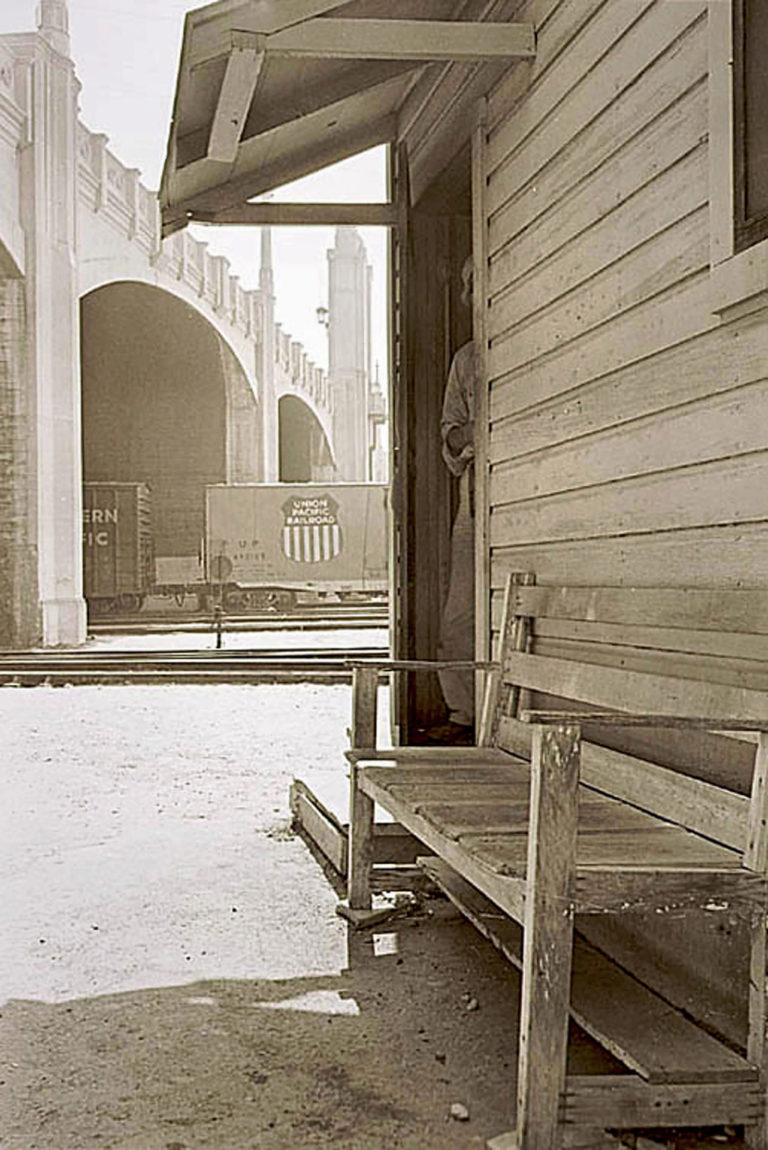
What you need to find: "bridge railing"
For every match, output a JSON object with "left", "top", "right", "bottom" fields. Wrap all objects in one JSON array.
[{"left": 75, "top": 118, "right": 331, "bottom": 414}]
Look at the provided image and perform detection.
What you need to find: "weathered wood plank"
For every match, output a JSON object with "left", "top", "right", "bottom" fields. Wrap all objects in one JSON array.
[
  {"left": 501, "top": 650, "right": 768, "bottom": 725},
  {"left": 291, "top": 782, "right": 348, "bottom": 874},
  {"left": 347, "top": 746, "right": 514, "bottom": 765},
  {"left": 491, "top": 522, "right": 768, "bottom": 593},
  {"left": 489, "top": 311, "right": 768, "bottom": 451},
  {"left": 489, "top": 146, "right": 707, "bottom": 341},
  {"left": 262, "top": 19, "right": 536, "bottom": 62},
  {"left": 746, "top": 734, "right": 768, "bottom": 872},
  {"left": 351, "top": 665, "right": 379, "bottom": 749},
  {"left": 497, "top": 714, "right": 749, "bottom": 851},
  {"left": 192, "top": 202, "right": 398, "bottom": 227},
  {"left": 490, "top": 451, "right": 768, "bottom": 549},
  {"left": 522, "top": 711, "right": 768, "bottom": 731},
  {"left": 491, "top": 377, "right": 768, "bottom": 508},
  {"left": 419, "top": 792, "right": 626, "bottom": 839},
  {"left": 563, "top": 1075, "right": 764, "bottom": 1127},
  {"left": 421, "top": 858, "right": 757, "bottom": 1086},
  {"left": 574, "top": 869, "right": 767, "bottom": 914},
  {"left": 359, "top": 770, "right": 527, "bottom": 921},
  {"left": 348, "top": 762, "right": 374, "bottom": 910},
  {"left": 464, "top": 826, "right": 741, "bottom": 875},
  {"left": 489, "top": 207, "right": 709, "bottom": 374},
  {"left": 516, "top": 725, "right": 580, "bottom": 1148},
  {"left": 530, "top": 638, "right": 768, "bottom": 693},
  {"left": 530, "top": 615, "right": 768, "bottom": 664},
  {"left": 206, "top": 46, "right": 264, "bottom": 163},
  {"left": 358, "top": 763, "right": 529, "bottom": 787},
  {"left": 488, "top": 79, "right": 707, "bottom": 294},
  {"left": 570, "top": 938, "right": 756, "bottom": 1084}
]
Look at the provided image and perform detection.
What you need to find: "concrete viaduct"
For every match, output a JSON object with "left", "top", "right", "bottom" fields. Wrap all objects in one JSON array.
[{"left": 0, "top": 2, "right": 370, "bottom": 649}]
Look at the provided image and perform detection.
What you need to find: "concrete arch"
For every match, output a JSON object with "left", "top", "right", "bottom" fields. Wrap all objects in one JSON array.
[
  {"left": 80, "top": 281, "right": 263, "bottom": 566},
  {"left": 77, "top": 267, "right": 260, "bottom": 408},
  {"left": 278, "top": 395, "right": 336, "bottom": 482}
]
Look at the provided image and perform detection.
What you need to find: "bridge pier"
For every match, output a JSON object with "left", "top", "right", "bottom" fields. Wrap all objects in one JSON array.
[{"left": 1, "top": 18, "right": 87, "bottom": 648}]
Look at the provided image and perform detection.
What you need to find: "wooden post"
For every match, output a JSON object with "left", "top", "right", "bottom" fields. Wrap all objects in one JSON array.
[
  {"left": 347, "top": 665, "right": 379, "bottom": 909},
  {"left": 745, "top": 733, "right": 768, "bottom": 872},
  {"left": 348, "top": 762, "right": 374, "bottom": 910},
  {"left": 516, "top": 723, "right": 581, "bottom": 1150},
  {"left": 351, "top": 665, "right": 379, "bottom": 750},
  {"left": 472, "top": 97, "right": 490, "bottom": 727}
]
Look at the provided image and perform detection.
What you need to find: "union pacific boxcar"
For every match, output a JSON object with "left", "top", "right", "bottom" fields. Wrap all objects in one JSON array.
[{"left": 204, "top": 482, "right": 388, "bottom": 610}]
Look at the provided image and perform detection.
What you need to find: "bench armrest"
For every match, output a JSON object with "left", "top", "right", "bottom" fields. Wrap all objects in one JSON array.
[
  {"left": 346, "top": 659, "right": 498, "bottom": 672},
  {"left": 521, "top": 709, "right": 768, "bottom": 730}
]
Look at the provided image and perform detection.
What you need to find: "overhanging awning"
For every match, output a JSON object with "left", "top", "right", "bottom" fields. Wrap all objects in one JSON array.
[{"left": 160, "top": 1, "right": 535, "bottom": 236}]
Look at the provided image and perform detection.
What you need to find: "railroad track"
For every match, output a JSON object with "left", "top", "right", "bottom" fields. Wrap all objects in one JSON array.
[
  {"left": 89, "top": 603, "right": 389, "bottom": 635},
  {"left": 0, "top": 646, "right": 389, "bottom": 687}
]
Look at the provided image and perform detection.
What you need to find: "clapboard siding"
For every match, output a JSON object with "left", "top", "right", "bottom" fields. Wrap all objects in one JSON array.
[
  {"left": 487, "top": 0, "right": 659, "bottom": 179},
  {"left": 489, "top": 147, "right": 708, "bottom": 339},
  {"left": 487, "top": 2, "right": 705, "bottom": 209},
  {"left": 489, "top": 309, "right": 768, "bottom": 455},
  {"left": 489, "top": 207, "right": 709, "bottom": 372},
  {"left": 491, "top": 451, "right": 768, "bottom": 546},
  {"left": 491, "top": 378, "right": 768, "bottom": 505},
  {"left": 487, "top": 14, "right": 706, "bottom": 256},
  {"left": 488, "top": 86, "right": 707, "bottom": 302},
  {"left": 489, "top": 271, "right": 714, "bottom": 408},
  {"left": 488, "top": 0, "right": 606, "bottom": 128},
  {"left": 480, "top": 0, "right": 768, "bottom": 616},
  {"left": 489, "top": 522, "right": 768, "bottom": 592}
]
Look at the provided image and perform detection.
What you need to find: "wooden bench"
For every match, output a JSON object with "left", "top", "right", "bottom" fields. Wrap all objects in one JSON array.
[{"left": 345, "top": 574, "right": 768, "bottom": 1149}]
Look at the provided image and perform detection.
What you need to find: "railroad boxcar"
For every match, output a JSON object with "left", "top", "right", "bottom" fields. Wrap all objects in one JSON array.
[
  {"left": 205, "top": 483, "right": 389, "bottom": 610},
  {"left": 83, "top": 482, "right": 153, "bottom": 613}
]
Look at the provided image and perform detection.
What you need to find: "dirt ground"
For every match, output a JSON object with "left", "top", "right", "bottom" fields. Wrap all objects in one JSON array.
[{"left": 0, "top": 670, "right": 555, "bottom": 1149}]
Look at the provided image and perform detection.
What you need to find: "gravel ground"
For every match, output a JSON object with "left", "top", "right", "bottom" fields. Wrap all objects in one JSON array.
[{"left": 0, "top": 669, "right": 548, "bottom": 1149}]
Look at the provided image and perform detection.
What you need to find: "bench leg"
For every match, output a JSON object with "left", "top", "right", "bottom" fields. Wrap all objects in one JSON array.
[
  {"left": 516, "top": 724, "right": 581, "bottom": 1150},
  {"left": 745, "top": 911, "right": 767, "bottom": 1150},
  {"left": 348, "top": 762, "right": 374, "bottom": 910}
]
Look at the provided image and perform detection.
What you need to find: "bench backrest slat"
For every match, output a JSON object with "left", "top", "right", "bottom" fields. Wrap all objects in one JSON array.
[
  {"left": 511, "top": 585, "right": 768, "bottom": 635},
  {"left": 501, "top": 650, "right": 768, "bottom": 725},
  {"left": 498, "top": 715, "right": 749, "bottom": 852},
  {"left": 493, "top": 575, "right": 768, "bottom": 869}
]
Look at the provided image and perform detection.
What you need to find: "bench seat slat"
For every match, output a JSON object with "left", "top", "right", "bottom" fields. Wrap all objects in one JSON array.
[
  {"left": 463, "top": 828, "right": 741, "bottom": 874},
  {"left": 358, "top": 765, "right": 760, "bottom": 917},
  {"left": 420, "top": 794, "right": 671, "bottom": 839},
  {"left": 503, "top": 650, "right": 768, "bottom": 724},
  {"left": 421, "top": 859, "right": 759, "bottom": 1086}
]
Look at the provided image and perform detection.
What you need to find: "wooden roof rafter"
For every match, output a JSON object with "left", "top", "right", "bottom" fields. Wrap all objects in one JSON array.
[
  {"left": 190, "top": 201, "right": 399, "bottom": 227},
  {"left": 160, "top": 1, "right": 537, "bottom": 236},
  {"left": 202, "top": 18, "right": 534, "bottom": 164}
]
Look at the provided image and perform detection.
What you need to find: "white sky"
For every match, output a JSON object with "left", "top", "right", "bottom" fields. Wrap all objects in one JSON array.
[{"left": 0, "top": 0, "right": 389, "bottom": 376}]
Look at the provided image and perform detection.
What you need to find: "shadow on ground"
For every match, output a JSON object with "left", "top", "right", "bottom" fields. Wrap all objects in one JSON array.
[{"left": 1, "top": 902, "right": 618, "bottom": 1150}]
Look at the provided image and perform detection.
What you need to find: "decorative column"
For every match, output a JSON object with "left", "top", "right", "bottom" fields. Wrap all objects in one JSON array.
[
  {"left": 259, "top": 225, "right": 279, "bottom": 480},
  {"left": 327, "top": 226, "right": 370, "bottom": 481},
  {"left": 28, "top": 0, "right": 86, "bottom": 644}
]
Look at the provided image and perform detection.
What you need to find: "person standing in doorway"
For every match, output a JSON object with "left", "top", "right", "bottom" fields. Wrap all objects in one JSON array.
[{"left": 435, "top": 256, "right": 478, "bottom": 744}]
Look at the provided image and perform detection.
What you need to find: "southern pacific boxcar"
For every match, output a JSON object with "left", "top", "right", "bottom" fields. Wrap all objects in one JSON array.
[
  {"left": 205, "top": 482, "right": 388, "bottom": 610},
  {"left": 82, "top": 482, "right": 152, "bottom": 614}
]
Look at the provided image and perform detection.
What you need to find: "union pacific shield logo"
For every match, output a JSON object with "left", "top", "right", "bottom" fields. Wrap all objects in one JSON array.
[{"left": 282, "top": 494, "right": 342, "bottom": 563}]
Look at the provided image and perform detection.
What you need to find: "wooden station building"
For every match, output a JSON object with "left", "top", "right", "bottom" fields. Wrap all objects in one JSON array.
[{"left": 160, "top": 1, "right": 768, "bottom": 1144}]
